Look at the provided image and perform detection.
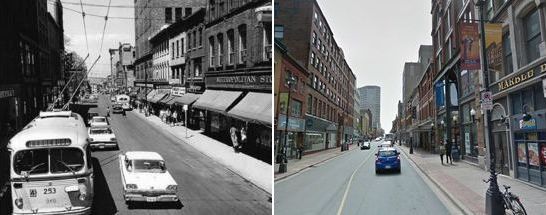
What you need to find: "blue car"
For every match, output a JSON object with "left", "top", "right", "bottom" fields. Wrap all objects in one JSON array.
[{"left": 375, "top": 147, "right": 401, "bottom": 174}]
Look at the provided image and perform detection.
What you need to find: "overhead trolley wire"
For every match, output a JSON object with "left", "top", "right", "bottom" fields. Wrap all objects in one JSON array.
[
  {"left": 98, "top": 0, "right": 113, "bottom": 52},
  {"left": 78, "top": 0, "right": 89, "bottom": 53}
]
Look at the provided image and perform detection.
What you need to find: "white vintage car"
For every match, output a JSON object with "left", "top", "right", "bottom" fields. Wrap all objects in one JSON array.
[
  {"left": 88, "top": 126, "right": 118, "bottom": 149},
  {"left": 119, "top": 151, "right": 178, "bottom": 203},
  {"left": 90, "top": 116, "right": 109, "bottom": 127}
]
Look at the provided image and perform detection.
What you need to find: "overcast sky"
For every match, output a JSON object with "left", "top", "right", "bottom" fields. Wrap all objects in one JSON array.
[
  {"left": 316, "top": 0, "right": 432, "bottom": 131},
  {"left": 62, "top": 0, "right": 135, "bottom": 78}
]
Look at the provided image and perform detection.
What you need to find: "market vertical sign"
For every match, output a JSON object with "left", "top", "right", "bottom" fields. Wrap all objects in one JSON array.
[
  {"left": 460, "top": 23, "right": 481, "bottom": 70},
  {"left": 485, "top": 23, "right": 503, "bottom": 71}
]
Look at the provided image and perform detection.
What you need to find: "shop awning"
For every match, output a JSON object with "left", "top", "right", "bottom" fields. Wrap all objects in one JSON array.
[
  {"left": 172, "top": 93, "right": 200, "bottom": 106},
  {"left": 193, "top": 90, "right": 242, "bottom": 112},
  {"left": 227, "top": 92, "right": 271, "bottom": 125},
  {"left": 158, "top": 95, "right": 176, "bottom": 105},
  {"left": 165, "top": 95, "right": 179, "bottom": 105},
  {"left": 137, "top": 90, "right": 147, "bottom": 100},
  {"left": 149, "top": 92, "right": 168, "bottom": 103},
  {"left": 146, "top": 90, "right": 158, "bottom": 101}
]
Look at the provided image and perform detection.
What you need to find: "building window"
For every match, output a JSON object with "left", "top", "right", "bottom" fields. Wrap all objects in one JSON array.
[
  {"left": 193, "top": 31, "right": 197, "bottom": 49},
  {"left": 171, "top": 42, "right": 175, "bottom": 59},
  {"left": 181, "top": 38, "right": 185, "bottom": 56},
  {"left": 264, "top": 25, "right": 272, "bottom": 61},
  {"left": 185, "top": 8, "right": 192, "bottom": 17},
  {"left": 227, "top": 30, "right": 235, "bottom": 65},
  {"left": 502, "top": 32, "right": 513, "bottom": 75},
  {"left": 307, "top": 95, "right": 313, "bottom": 114},
  {"left": 209, "top": 37, "right": 215, "bottom": 67},
  {"left": 523, "top": 9, "right": 541, "bottom": 64},
  {"left": 217, "top": 34, "right": 224, "bottom": 66},
  {"left": 175, "top": 7, "right": 182, "bottom": 21},
  {"left": 176, "top": 40, "right": 180, "bottom": 58},
  {"left": 165, "top": 8, "right": 172, "bottom": 23},
  {"left": 238, "top": 25, "right": 247, "bottom": 64},
  {"left": 274, "top": 25, "right": 284, "bottom": 39},
  {"left": 291, "top": 100, "right": 302, "bottom": 117},
  {"left": 199, "top": 28, "right": 203, "bottom": 47},
  {"left": 188, "top": 33, "right": 192, "bottom": 49},
  {"left": 312, "top": 31, "right": 316, "bottom": 45}
]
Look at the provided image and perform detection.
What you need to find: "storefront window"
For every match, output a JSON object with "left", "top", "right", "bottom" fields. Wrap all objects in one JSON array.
[
  {"left": 514, "top": 132, "right": 546, "bottom": 186},
  {"left": 511, "top": 92, "right": 522, "bottom": 114},
  {"left": 534, "top": 84, "right": 546, "bottom": 110},
  {"left": 291, "top": 99, "right": 302, "bottom": 117},
  {"left": 305, "top": 133, "right": 325, "bottom": 152}
]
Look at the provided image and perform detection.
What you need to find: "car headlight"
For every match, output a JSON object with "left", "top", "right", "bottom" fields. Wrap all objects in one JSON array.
[
  {"left": 14, "top": 198, "right": 23, "bottom": 209},
  {"left": 110, "top": 137, "right": 116, "bottom": 141},
  {"left": 88, "top": 138, "right": 94, "bottom": 142},
  {"left": 126, "top": 184, "right": 137, "bottom": 189},
  {"left": 166, "top": 185, "right": 177, "bottom": 191}
]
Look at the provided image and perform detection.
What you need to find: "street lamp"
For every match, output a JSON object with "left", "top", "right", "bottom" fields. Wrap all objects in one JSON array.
[
  {"left": 278, "top": 73, "right": 296, "bottom": 173},
  {"left": 476, "top": 1, "right": 504, "bottom": 214},
  {"left": 470, "top": 108, "right": 477, "bottom": 122}
]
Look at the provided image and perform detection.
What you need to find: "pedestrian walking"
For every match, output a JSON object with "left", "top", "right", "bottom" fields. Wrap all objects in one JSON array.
[
  {"left": 439, "top": 140, "right": 446, "bottom": 165},
  {"left": 106, "top": 106, "right": 110, "bottom": 118},
  {"left": 122, "top": 108, "right": 127, "bottom": 118},
  {"left": 240, "top": 126, "right": 247, "bottom": 150},
  {"left": 297, "top": 141, "right": 304, "bottom": 159},
  {"left": 230, "top": 125, "right": 239, "bottom": 153},
  {"left": 446, "top": 140, "right": 453, "bottom": 164},
  {"left": 172, "top": 110, "right": 178, "bottom": 126}
]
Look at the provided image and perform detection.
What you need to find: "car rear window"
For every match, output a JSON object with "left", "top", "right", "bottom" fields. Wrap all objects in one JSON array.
[
  {"left": 378, "top": 150, "right": 397, "bottom": 157},
  {"left": 90, "top": 128, "right": 112, "bottom": 134},
  {"left": 94, "top": 118, "right": 106, "bottom": 122}
]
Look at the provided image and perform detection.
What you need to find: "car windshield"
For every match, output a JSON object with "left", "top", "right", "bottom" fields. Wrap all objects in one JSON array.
[
  {"left": 378, "top": 150, "right": 397, "bottom": 157},
  {"left": 90, "top": 127, "right": 112, "bottom": 134},
  {"left": 13, "top": 148, "right": 85, "bottom": 175},
  {"left": 132, "top": 159, "right": 166, "bottom": 173}
]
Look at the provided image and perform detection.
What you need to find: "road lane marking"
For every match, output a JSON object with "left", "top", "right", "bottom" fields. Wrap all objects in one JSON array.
[{"left": 336, "top": 148, "right": 376, "bottom": 215}]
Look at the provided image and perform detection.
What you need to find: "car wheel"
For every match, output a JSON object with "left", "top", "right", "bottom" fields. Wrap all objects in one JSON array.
[
  {"left": 397, "top": 168, "right": 401, "bottom": 173},
  {"left": 375, "top": 169, "right": 379, "bottom": 174}
]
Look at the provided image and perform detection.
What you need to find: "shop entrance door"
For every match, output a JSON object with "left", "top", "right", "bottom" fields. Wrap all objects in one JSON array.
[{"left": 493, "top": 131, "right": 510, "bottom": 175}]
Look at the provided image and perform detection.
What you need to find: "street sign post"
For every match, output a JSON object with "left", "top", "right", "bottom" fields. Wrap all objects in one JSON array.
[
  {"left": 183, "top": 105, "right": 188, "bottom": 138},
  {"left": 481, "top": 91, "right": 493, "bottom": 110}
]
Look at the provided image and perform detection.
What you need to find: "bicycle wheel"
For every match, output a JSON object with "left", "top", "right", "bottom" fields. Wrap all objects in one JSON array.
[{"left": 509, "top": 198, "right": 527, "bottom": 215}]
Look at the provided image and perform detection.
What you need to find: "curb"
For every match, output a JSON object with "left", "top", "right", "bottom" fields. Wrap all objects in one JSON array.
[
  {"left": 399, "top": 147, "right": 473, "bottom": 215},
  {"left": 274, "top": 146, "right": 357, "bottom": 182}
]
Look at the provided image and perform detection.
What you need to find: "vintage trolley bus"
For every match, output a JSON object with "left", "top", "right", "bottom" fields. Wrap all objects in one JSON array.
[{"left": 7, "top": 111, "right": 93, "bottom": 214}]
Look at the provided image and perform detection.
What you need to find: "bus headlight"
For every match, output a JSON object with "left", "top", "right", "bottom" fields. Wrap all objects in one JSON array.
[
  {"left": 15, "top": 198, "right": 23, "bottom": 209},
  {"left": 79, "top": 193, "right": 87, "bottom": 201}
]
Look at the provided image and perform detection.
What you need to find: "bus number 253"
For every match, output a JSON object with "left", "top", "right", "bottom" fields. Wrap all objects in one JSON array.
[{"left": 44, "top": 188, "right": 56, "bottom": 194}]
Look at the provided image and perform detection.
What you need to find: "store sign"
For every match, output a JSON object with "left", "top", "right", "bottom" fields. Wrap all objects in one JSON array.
[
  {"left": 171, "top": 87, "right": 185, "bottom": 96},
  {"left": 519, "top": 118, "right": 537, "bottom": 130},
  {"left": 0, "top": 89, "right": 15, "bottom": 99},
  {"left": 493, "top": 62, "right": 546, "bottom": 93},
  {"left": 481, "top": 91, "right": 493, "bottom": 110},
  {"left": 207, "top": 74, "right": 272, "bottom": 90}
]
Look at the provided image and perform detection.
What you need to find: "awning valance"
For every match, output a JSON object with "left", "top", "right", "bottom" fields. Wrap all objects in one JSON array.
[
  {"left": 227, "top": 92, "right": 271, "bottom": 125},
  {"left": 193, "top": 90, "right": 242, "bottom": 112},
  {"left": 172, "top": 93, "right": 200, "bottom": 106}
]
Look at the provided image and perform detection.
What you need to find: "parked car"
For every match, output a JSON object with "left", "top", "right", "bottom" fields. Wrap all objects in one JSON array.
[
  {"left": 360, "top": 141, "right": 371, "bottom": 150},
  {"left": 110, "top": 96, "right": 116, "bottom": 102},
  {"left": 122, "top": 103, "right": 131, "bottom": 111},
  {"left": 87, "top": 112, "right": 100, "bottom": 124},
  {"left": 375, "top": 147, "right": 401, "bottom": 174},
  {"left": 112, "top": 104, "right": 123, "bottom": 113},
  {"left": 119, "top": 151, "right": 179, "bottom": 203},
  {"left": 90, "top": 116, "right": 109, "bottom": 127},
  {"left": 88, "top": 126, "right": 118, "bottom": 150}
]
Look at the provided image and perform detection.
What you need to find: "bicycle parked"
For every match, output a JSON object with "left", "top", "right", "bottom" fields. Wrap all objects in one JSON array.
[{"left": 483, "top": 176, "right": 527, "bottom": 215}]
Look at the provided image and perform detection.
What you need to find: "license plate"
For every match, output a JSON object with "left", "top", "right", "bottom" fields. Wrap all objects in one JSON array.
[
  {"left": 99, "top": 144, "right": 105, "bottom": 149},
  {"left": 146, "top": 197, "right": 157, "bottom": 202},
  {"left": 385, "top": 165, "right": 391, "bottom": 169}
]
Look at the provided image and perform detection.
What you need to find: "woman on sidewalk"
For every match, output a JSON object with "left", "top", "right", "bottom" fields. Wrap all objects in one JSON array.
[{"left": 439, "top": 140, "right": 446, "bottom": 165}]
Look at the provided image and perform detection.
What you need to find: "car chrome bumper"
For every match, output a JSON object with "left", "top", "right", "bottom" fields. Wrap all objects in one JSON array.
[
  {"left": 124, "top": 193, "right": 178, "bottom": 202},
  {"left": 90, "top": 142, "right": 117, "bottom": 148}
]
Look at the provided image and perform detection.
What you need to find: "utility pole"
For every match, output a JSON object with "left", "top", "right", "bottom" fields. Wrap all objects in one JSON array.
[{"left": 476, "top": 1, "right": 503, "bottom": 214}]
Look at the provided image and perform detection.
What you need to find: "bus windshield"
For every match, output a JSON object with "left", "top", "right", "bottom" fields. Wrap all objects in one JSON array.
[{"left": 13, "top": 148, "right": 84, "bottom": 176}]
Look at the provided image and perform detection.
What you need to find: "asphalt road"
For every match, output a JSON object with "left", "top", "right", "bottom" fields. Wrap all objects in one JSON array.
[{"left": 274, "top": 141, "right": 449, "bottom": 215}]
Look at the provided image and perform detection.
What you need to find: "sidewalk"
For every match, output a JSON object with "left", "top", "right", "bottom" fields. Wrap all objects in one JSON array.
[
  {"left": 274, "top": 144, "right": 357, "bottom": 181},
  {"left": 399, "top": 145, "right": 546, "bottom": 215},
  {"left": 131, "top": 110, "right": 272, "bottom": 194}
]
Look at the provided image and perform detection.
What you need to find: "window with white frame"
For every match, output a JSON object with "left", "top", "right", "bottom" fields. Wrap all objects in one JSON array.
[
  {"left": 227, "top": 30, "right": 235, "bottom": 65},
  {"left": 523, "top": 9, "right": 541, "bottom": 64},
  {"left": 209, "top": 37, "right": 215, "bottom": 67},
  {"left": 238, "top": 25, "right": 247, "bottom": 64}
]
